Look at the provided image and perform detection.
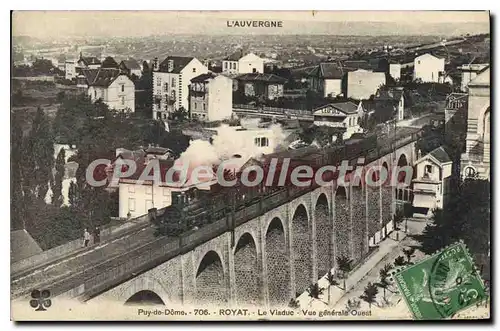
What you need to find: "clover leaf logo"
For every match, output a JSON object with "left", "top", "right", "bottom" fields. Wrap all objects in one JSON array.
[{"left": 30, "top": 289, "right": 51, "bottom": 311}]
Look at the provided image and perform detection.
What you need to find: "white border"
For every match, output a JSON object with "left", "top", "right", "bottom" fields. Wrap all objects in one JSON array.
[{"left": 3, "top": 2, "right": 496, "bottom": 330}]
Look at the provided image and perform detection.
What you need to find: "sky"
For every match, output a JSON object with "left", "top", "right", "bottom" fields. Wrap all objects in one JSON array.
[{"left": 12, "top": 11, "right": 490, "bottom": 39}]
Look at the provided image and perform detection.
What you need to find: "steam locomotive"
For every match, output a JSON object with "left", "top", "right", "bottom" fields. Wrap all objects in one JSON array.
[{"left": 151, "top": 133, "right": 379, "bottom": 237}]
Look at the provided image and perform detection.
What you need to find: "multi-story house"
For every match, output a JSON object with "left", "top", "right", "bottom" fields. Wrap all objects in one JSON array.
[
  {"left": 152, "top": 56, "right": 208, "bottom": 120},
  {"left": 312, "top": 101, "right": 364, "bottom": 140},
  {"left": 115, "top": 147, "right": 214, "bottom": 218},
  {"left": 77, "top": 53, "right": 101, "bottom": 70},
  {"left": 413, "top": 53, "right": 445, "bottom": 83},
  {"left": 101, "top": 56, "right": 120, "bottom": 69},
  {"left": 347, "top": 69, "right": 386, "bottom": 100},
  {"left": 189, "top": 73, "right": 233, "bottom": 122},
  {"left": 77, "top": 68, "right": 135, "bottom": 113},
  {"left": 119, "top": 58, "right": 142, "bottom": 78},
  {"left": 373, "top": 86, "right": 405, "bottom": 121},
  {"left": 64, "top": 58, "right": 78, "bottom": 80},
  {"left": 460, "top": 66, "right": 490, "bottom": 180},
  {"left": 459, "top": 63, "right": 489, "bottom": 92},
  {"left": 307, "top": 62, "right": 345, "bottom": 98},
  {"left": 235, "top": 73, "right": 286, "bottom": 100},
  {"left": 222, "top": 51, "right": 264, "bottom": 74},
  {"left": 412, "top": 146, "right": 453, "bottom": 217}
]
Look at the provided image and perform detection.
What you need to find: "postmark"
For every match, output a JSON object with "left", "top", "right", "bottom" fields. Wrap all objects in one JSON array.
[{"left": 393, "top": 242, "right": 487, "bottom": 320}]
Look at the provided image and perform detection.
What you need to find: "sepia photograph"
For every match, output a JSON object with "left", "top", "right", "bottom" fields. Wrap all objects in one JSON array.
[{"left": 10, "top": 10, "right": 491, "bottom": 321}]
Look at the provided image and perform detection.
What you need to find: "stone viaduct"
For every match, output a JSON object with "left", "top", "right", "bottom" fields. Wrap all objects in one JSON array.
[{"left": 81, "top": 135, "right": 417, "bottom": 309}]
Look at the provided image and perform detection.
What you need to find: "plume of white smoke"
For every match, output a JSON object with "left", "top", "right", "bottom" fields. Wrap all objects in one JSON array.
[{"left": 175, "top": 119, "right": 288, "bottom": 184}]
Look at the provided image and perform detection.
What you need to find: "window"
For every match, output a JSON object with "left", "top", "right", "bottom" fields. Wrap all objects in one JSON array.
[
  {"left": 156, "top": 77, "right": 161, "bottom": 86},
  {"left": 164, "top": 83, "right": 168, "bottom": 92},
  {"left": 253, "top": 68, "right": 257, "bottom": 73},
  {"left": 224, "top": 62, "right": 227, "bottom": 69},
  {"left": 163, "top": 113, "right": 167, "bottom": 119},
  {"left": 424, "top": 165, "right": 433, "bottom": 177},
  {"left": 254, "top": 137, "right": 269, "bottom": 147},
  {"left": 194, "top": 103, "right": 197, "bottom": 110},
  {"left": 464, "top": 167, "right": 476, "bottom": 178},
  {"left": 121, "top": 84, "right": 125, "bottom": 92},
  {"left": 94, "top": 90, "right": 97, "bottom": 99},
  {"left": 418, "top": 60, "right": 421, "bottom": 64},
  {"left": 146, "top": 186, "right": 152, "bottom": 195},
  {"left": 192, "top": 68, "right": 196, "bottom": 73},
  {"left": 172, "top": 77, "right": 176, "bottom": 88},
  {"left": 128, "top": 198, "right": 135, "bottom": 211},
  {"left": 203, "top": 103, "right": 206, "bottom": 111},
  {"left": 121, "top": 96, "right": 125, "bottom": 105},
  {"left": 157, "top": 112, "right": 161, "bottom": 119},
  {"left": 128, "top": 185, "right": 135, "bottom": 193}
]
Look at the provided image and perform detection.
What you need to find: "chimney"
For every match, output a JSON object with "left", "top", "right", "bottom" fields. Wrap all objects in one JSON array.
[{"left": 153, "top": 57, "right": 159, "bottom": 71}]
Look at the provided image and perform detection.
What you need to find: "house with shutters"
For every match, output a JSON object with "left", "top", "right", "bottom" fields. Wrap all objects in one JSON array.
[
  {"left": 77, "top": 53, "right": 101, "bottom": 70},
  {"left": 222, "top": 51, "right": 264, "bottom": 75},
  {"left": 312, "top": 101, "right": 364, "bottom": 140},
  {"left": 152, "top": 56, "right": 208, "bottom": 120},
  {"left": 235, "top": 73, "right": 287, "bottom": 100},
  {"left": 307, "top": 62, "right": 346, "bottom": 98},
  {"left": 412, "top": 146, "right": 453, "bottom": 217},
  {"left": 189, "top": 73, "right": 233, "bottom": 122},
  {"left": 76, "top": 68, "right": 135, "bottom": 113},
  {"left": 119, "top": 58, "right": 142, "bottom": 78},
  {"left": 413, "top": 53, "right": 445, "bottom": 83}
]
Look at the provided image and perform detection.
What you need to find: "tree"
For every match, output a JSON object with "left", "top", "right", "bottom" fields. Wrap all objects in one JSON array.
[
  {"left": 11, "top": 112, "right": 27, "bottom": 230},
  {"left": 288, "top": 298, "right": 300, "bottom": 309},
  {"left": 377, "top": 263, "right": 393, "bottom": 301},
  {"left": 346, "top": 298, "right": 361, "bottom": 312},
  {"left": 336, "top": 255, "right": 354, "bottom": 290},
  {"left": 394, "top": 256, "right": 406, "bottom": 266},
  {"left": 68, "top": 181, "right": 79, "bottom": 208},
  {"left": 325, "top": 270, "right": 340, "bottom": 305},
  {"left": 142, "top": 60, "right": 150, "bottom": 74},
  {"left": 414, "top": 178, "right": 490, "bottom": 276},
  {"left": 306, "top": 283, "right": 325, "bottom": 300},
  {"left": 52, "top": 148, "right": 66, "bottom": 206},
  {"left": 403, "top": 247, "right": 416, "bottom": 264},
  {"left": 24, "top": 107, "right": 54, "bottom": 201},
  {"left": 172, "top": 106, "right": 188, "bottom": 121},
  {"left": 359, "top": 282, "right": 379, "bottom": 309}
]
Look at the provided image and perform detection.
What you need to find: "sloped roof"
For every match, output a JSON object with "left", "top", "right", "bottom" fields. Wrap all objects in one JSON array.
[
  {"left": 224, "top": 50, "right": 244, "bottom": 61},
  {"left": 468, "top": 66, "right": 490, "bottom": 87},
  {"left": 320, "top": 63, "right": 344, "bottom": 79},
  {"left": 313, "top": 101, "right": 359, "bottom": 116},
  {"left": 236, "top": 73, "right": 287, "bottom": 84},
  {"left": 415, "top": 53, "right": 444, "bottom": 61},
  {"left": 120, "top": 58, "right": 141, "bottom": 70},
  {"left": 416, "top": 146, "right": 451, "bottom": 166},
  {"left": 79, "top": 56, "right": 101, "bottom": 66},
  {"left": 11, "top": 229, "right": 43, "bottom": 263},
  {"left": 343, "top": 60, "right": 373, "bottom": 70},
  {"left": 191, "top": 72, "right": 217, "bottom": 83},
  {"left": 429, "top": 146, "right": 451, "bottom": 163},
  {"left": 159, "top": 56, "right": 194, "bottom": 73},
  {"left": 101, "top": 56, "right": 120, "bottom": 69},
  {"left": 79, "top": 68, "right": 123, "bottom": 87}
]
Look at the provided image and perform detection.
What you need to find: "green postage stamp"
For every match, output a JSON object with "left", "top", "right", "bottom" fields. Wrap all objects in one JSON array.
[{"left": 393, "top": 242, "right": 487, "bottom": 320}]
